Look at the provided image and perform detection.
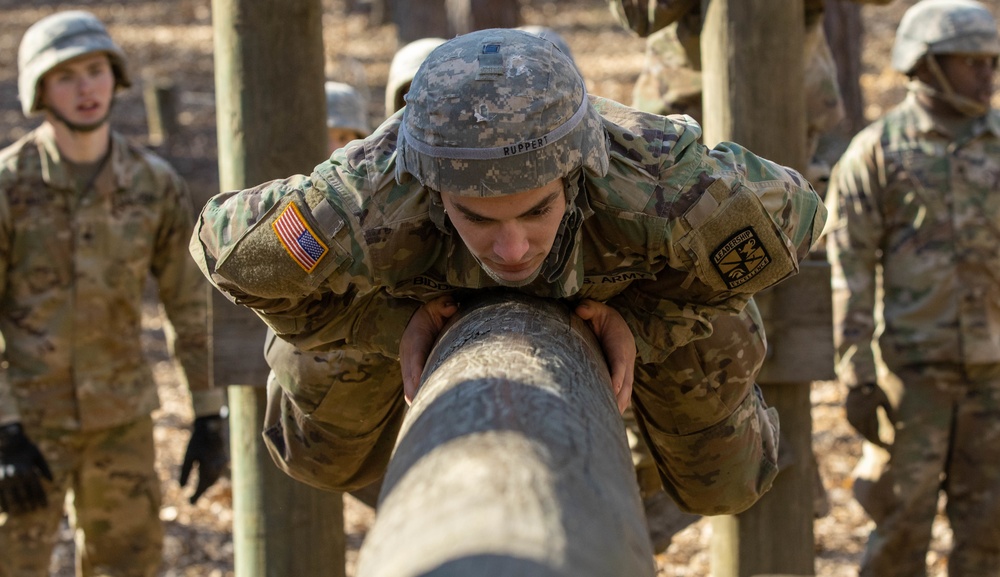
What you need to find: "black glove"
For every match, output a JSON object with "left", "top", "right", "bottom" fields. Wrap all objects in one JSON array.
[
  {"left": 180, "top": 415, "right": 228, "bottom": 504},
  {"left": 0, "top": 422, "right": 53, "bottom": 515},
  {"left": 845, "top": 382, "right": 893, "bottom": 449}
]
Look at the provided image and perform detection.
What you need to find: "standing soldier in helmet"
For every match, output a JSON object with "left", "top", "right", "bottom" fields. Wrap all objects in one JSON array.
[
  {"left": 193, "top": 29, "right": 825, "bottom": 523},
  {"left": 826, "top": 1, "right": 1000, "bottom": 574},
  {"left": 0, "top": 11, "right": 228, "bottom": 576},
  {"left": 323, "top": 81, "right": 370, "bottom": 156}
]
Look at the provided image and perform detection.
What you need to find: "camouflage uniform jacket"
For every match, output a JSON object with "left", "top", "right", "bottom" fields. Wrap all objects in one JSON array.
[
  {"left": 0, "top": 124, "right": 222, "bottom": 431},
  {"left": 195, "top": 96, "right": 823, "bottom": 481},
  {"left": 827, "top": 93, "right": 1000, "bottom": 387},
  {"left": 194, "top": 97, "right": 824, "bottom": 364}
]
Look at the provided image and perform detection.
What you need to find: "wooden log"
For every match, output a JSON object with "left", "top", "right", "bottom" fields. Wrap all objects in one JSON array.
[
  {"left": 356, "top": 292, "right": 654, "bottom": 577},
  {"left": 211, "top": 0, "right": 345, "bottom": 575}
]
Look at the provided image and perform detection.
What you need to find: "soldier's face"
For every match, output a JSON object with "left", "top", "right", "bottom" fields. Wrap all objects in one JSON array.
[
  {"left": 40, "top": 52, "right": 115, "bottom": 130},
  {"left": 441, "top": 178, "right": 567, "bottom": 285},
  {"left": 327, "top": 127, "right": 364, "bottom": 156},
  {"left": 937, "top": 52, "right": 997, "bottom": 108}
]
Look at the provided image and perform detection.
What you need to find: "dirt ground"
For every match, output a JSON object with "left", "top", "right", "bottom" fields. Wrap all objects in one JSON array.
[{"left": 0, "top": 0, "right": 996, "bottom": 575}]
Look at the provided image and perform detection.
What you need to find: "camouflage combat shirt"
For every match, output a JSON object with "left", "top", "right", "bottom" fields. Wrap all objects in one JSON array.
[
  {"left": 827, "top": 92, "right": 1000, "bottom": 387},
  {"left": 193, "top": 97, "right": 825, "bottom": 505},
  {"left": 194, "top": 97, "right": 825, "bottom": 364},
  {"left": 0, "top": 124, "right": 223, "bottom": 431}
]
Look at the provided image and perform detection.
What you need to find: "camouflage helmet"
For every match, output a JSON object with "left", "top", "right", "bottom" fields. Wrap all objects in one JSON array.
[
  {"left": 892, "top": 0, "right": 1000, "bottom": 74},
  {"left": 516, "top": 25, "right": 576, "bottom": 64},
  {"left": 386, "top": 37, "right": 446, "bottom": 116},
  {"left": 325, "top": 81, "right": 369, "bottom": 136},
  {"left": 18, "top": 10, "right": 131, "bottom": 117},
  {"left": 396, "top": 28, "right": 609, "bottom": 197}
]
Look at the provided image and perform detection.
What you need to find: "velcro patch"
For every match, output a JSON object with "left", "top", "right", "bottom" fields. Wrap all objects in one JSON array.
[
  {"left": 711, "top": 227, "right": 771, "bottom": 290},
  {"left": 272, "top": 203, "right": 328, "bottom": 273}
]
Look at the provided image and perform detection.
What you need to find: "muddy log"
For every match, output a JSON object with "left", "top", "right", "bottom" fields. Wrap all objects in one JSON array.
[{"left": 356, "top": 292, "right": 655, "bottom": 577}]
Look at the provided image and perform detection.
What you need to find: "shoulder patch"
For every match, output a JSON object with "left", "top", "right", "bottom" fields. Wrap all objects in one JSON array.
[
  {"left": 272, "top": 203, "right": 329, "bottom": 273},
  {"left": 712, "top": 227, "right": 771, "bottom": 290}
]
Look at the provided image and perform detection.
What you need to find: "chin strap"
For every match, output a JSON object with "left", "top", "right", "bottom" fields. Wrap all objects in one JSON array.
[
  {"left": 46, "top": 96, "right": 116, "bottom": 134},
  {"left": 913, "top": 54, "right": 990, "bottom": 118}
]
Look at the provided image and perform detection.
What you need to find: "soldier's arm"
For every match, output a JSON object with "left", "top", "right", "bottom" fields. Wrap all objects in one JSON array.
[
  {"left": 0, "top": 165, "right": 19, "bottom": 426},
  {"left": 151, "top": 165, "right": 224, "bottom": 417},
  {"left": 614, "top": 126, "right": 826, "bottom": 365},
  {"left": 190, "top": 171, "right": 422, "bottom": 360},
  {"left": 603, "top": 131, "right": 822, "bottom": 514},
  {"left": 825, "top": 128, "right": 883, "bottom": 388},
  {"left": 609, "top": 0, "right": 698, "bottom": 37}
]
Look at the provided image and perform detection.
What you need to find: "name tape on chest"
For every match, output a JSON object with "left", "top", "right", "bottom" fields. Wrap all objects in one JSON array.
[{"left": 273, "top": 203, "right": 329, "bottom": 273}]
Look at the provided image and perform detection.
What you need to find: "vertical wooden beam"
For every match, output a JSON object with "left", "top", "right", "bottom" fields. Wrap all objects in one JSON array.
[
  {"left": 701, "top": 1, "right": 819, "bottom": 576},
  {"left": 210, "top": 1, "right": 345, "bottom": 575},
  {"left": 142, "top": 74, "right": 177, "bottom": 148},
  {"left": 391, "top": 0, "right": 450, "bottom": 45},
  {"left": 356, "top": 293, "right": 655, "bottom": 577}
]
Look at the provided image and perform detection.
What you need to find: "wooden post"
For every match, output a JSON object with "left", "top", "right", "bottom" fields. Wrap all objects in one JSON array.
[
  {"left": 356, "top": 292, "right": 655, "bottom": 577},
  {"left": 446, "top": 0, "right": 522, "bottom": 36},
  {"left": 211, "top": 1, "right": 345, "bottom": 575},
  {"left": 142, "top": 74, "right": 177, "bottom": 148},
  {"left": 701, "top": 1, "right": 825, "bottom": 576},
  {"left": 391, "top": 0, "right": 450, "bottom": 45}
]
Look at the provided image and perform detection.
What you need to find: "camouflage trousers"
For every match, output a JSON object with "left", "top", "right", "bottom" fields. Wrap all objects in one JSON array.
[
  {"left": 0, "top": 416, "right": 163, "bottom": 577},
  {"left": 262, "top": 300, "right": 779, "bottom": 515},
  {"left": 853, "top": 363, "right": 1000, "bottom": 577},
  {"left": 626, "top": 300, "right": 770, "bottom": 504}
]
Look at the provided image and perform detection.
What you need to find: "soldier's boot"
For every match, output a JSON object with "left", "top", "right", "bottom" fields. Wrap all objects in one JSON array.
[
  {"left": 347, "top": 476, "right": 384, "bottom": 509},
  {"left": 635, "top": 459, "right": 700, "bottom": 554},
  {"left": 643, "top": 488, "right": 701, "bottom": 554}
]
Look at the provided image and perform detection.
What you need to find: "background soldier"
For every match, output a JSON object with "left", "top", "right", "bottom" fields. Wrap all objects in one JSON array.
[
  {"left": 385, "top": 37, "right": 447, "bottom": 118},
  {"left": 324, "top": 81, "right": 370, "bottom": 155},
  {"left": 192, "top": 29, "right": 825, "bottom": 528},
  {"left": 826, "top": 1, "right": 1000, "bottom": 574},
  {"left": 0, "top": 11, "right": 227, "bottom": 576}
]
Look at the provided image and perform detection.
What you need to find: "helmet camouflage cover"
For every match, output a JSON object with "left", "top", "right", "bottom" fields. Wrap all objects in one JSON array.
[
  {"left": 386, "top": 37, "right": 446, "bottom": 116},
  {"left": 397, "top": 28, "right": 609, "bottom": 197},
  {"left": 18, "top": 10, "right": 131, "bottom": 117},
  {"left": 892, "top": 0, "right": 1000, "bottom": 74},
  {"left": 325, "top": 81, "right": 369, "bottom": 135}
]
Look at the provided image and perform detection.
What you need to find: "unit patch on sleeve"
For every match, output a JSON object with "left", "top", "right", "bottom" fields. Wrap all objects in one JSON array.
[
  {"left": 272, "top": 203, "right": 329, "bottom": 273},
  {"left": 711, "top": 227, "right": 771, "bottom": 290}
]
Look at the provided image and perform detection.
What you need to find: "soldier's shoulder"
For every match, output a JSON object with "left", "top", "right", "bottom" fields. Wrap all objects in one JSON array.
[
  {"left": 592, "top": 96, "right": 701, "bottom": 173},
  {"left": 0, "top": 130, "right": 42, "bottom": 174},
  {"left": 114, "top": 133, "right": 181, "bottom": 178}
]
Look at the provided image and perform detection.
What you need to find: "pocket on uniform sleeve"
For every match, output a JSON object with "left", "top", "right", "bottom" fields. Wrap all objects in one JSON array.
[
  {"left": 215, "top": 192, "right": 352, "bottom": 299},
  {"left": 677, "top": 181, "right": 798, "bottom": 294}
]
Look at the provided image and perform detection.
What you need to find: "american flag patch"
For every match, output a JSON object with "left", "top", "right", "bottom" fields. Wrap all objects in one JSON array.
[{"left": 272, "top": 203, "right": 328, "bottom": 273}]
